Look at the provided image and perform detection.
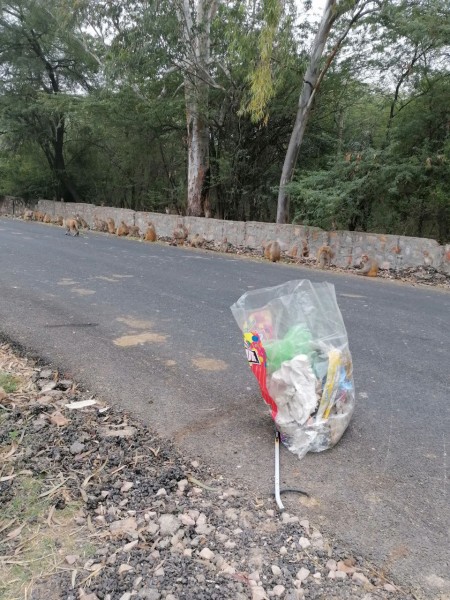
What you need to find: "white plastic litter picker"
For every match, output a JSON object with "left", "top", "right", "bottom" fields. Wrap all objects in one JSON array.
[{"left": 231, "top": 280, "right": 356, "bottom": 511}]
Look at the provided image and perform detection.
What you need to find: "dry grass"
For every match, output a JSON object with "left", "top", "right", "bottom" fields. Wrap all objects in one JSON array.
[{"left": 0, "top": 343, "right": 95, "bottom": 600}]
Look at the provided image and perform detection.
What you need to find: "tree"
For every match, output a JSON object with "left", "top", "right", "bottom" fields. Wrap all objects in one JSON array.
[
  {"left": 175, "top": 0, "right": 219, "bottom": 216},
  {"left": 276, "top": 0, "right": 379, "bottom": 223},
  {"left": 0, "top": 0, "right": 98, "bottom": 201}
]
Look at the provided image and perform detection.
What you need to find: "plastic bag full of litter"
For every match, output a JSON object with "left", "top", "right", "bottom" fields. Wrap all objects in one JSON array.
[{"left": 230, "top": 280, "right": 355, "bottom": 459}]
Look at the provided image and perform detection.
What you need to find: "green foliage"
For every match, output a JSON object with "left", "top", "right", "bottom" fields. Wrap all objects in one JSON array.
[
  {"left": 289, "top": 143, "right": 450, "bottom": 242},
  {"left": 0, "top": 0, "right": 448, "bottom": 238}
]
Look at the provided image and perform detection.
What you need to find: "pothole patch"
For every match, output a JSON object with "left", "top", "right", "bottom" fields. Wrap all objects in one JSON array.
[
  {"left": 191, "top": 357, "right": 228, "bottom": 371},
  {"left": 113, "top": 332, "right": 167, "bottom": 347}
]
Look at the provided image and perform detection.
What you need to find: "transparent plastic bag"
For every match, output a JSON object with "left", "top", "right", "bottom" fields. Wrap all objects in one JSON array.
[{"left": 231, "top": 280, "right": 355, "bottom": 459}]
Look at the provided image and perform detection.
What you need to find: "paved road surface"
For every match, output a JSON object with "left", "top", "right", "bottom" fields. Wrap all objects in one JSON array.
[{"left": 1, "top": 218, "right": 449, "bottom": 598}]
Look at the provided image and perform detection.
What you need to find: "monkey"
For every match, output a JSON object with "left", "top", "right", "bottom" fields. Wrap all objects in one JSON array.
[
  {"left": 287, "top": 245, "right": 298, "bottom": 259},
  {"left": 43, "top": 214, "right": 51, "bottom": 223},
  {"left": 165, "top": 205, "right": 180, "bottom": 215},
  {"left": 144, "top": 222, "right": 157, "bottom": 242},
  {"left": 93, "top": 217, "right": 108, "bottom": 232},
  {"left": 203, "top": 197, "right": 212, "bottom": 219},
  {"left": 173, "top": 224, "right": 188, "bottom": 246},
  {"left": 23, "top": 209, "right": 34, "bottom": 221},
  {"left": 107, "top": 218, "right": 116, "bottom": 235},
  {"left": 116, "top": 221, "right": 130, "bottom": 236},
  {"left": 264, "top": 241, "right": 281, "bottom": 262},
  {"left": 34, "top": 211, "right": 44, "bottom": 222},
  {"left": 64, "top": 217, "right": 79, "bottom": 236},
  {"left": 190, "top": 233, "right": 206, "bottom": 248},
  {"left": 75, "top": 214, "right": 89, "bottom": 229},
  {"left": 357, "top": 254, "right": 379, "bottom": 277},
  {"left": 219, "top": 237, "right": 231, "bottom": 253},
  {"left": 316, "top": 245, "right": 333, "bottom": 269},
  {"left": 301, "top": 240, "right": 309, "bottom": 258},
  {"left": 269, "top": 241, "right": 281, "bottom": 262},
  {"left": 128, "top": 225, "right": 140, "bottom": 237}
]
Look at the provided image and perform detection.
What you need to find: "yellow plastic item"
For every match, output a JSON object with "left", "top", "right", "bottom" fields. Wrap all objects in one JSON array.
[{"left": 318, "top": 349, "right": 341, "bottom": 420}]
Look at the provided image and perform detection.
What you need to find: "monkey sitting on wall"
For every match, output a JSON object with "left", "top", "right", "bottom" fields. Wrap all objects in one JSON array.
[
  {"left": 357, "top": 254, "right": 379, "bottom": 277},
  {"left": 316, "top": 245, "right": 333, "bottom": 269}
]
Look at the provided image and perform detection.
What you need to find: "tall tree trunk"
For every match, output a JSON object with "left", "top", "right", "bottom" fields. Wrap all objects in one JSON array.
[
  {"left": 276, "top": 0, "right": 337, "bottom": 223},
  {"left": 276, "top": 0, "right": 372, "bottom": 223},
  {"left": 178, "top": 0, "right": 217, "bottom": 217},
  {"left": 185, "top": 79, "right": 210, "bottom": 216},
  {"left": 53, "top": 115, "right": 81, "bottom": 202}
]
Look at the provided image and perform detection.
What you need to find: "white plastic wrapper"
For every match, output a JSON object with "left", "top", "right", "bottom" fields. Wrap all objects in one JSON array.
[{"left": 231, "top": 280, "right": 355, "bottom": 459}]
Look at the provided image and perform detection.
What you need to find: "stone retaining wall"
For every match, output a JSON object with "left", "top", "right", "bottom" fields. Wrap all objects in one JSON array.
[
  {"left": 0, "top": 195, "right": 28, "bottom": 215},
  {"left": 2, "top": 197, "right": 448, "bottom": 274}
]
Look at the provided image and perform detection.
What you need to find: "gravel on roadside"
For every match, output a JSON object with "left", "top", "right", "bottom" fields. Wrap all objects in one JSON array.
[{"left": 0, "top": 341, "right": 418, "bottom": 600}]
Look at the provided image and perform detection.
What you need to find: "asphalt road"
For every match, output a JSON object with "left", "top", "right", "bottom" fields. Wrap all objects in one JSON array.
[{"left": 1, "top": 217, "right": 449, "bottom": 598}]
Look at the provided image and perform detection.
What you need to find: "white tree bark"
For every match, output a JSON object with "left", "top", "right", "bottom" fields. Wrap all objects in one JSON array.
[{"left": 177, "top": 0, "right": 218, "bottom": 217}]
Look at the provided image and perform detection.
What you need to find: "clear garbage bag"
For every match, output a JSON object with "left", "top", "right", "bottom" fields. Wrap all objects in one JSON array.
[{"left": 231, "top": 280, "right": 355, "bottom": 459}]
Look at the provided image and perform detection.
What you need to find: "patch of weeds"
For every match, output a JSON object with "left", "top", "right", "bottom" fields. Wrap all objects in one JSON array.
[
  {"left": 0, "top": 372, "right": 20, "bottom": 393},
  {"left": 0, "top": 475, "right": 86, "bottom": 600}
]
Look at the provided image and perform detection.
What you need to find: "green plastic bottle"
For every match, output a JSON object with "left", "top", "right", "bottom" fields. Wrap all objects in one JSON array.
[{"left": 264, "top": 325, "right": 313, "bottom": 372}]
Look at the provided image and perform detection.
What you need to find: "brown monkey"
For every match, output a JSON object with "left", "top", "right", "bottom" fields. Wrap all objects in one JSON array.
[
  {"left": 316, "top": 245, "right": 333, "bottom": 269},
  {"left": 358, "top": 254, "right": 379, "bottom": 277},
  {"left": 220, "top": 237, "right": 230, "bottom": 253},
  {"left": 173, "top": 224, "right": 188, "bottom": 246},
  {"left": 166, "top": 205, "right": 180, "bottom": 215},
  {"left": 301, "top": 240, "right": 309, "bottom": 257},
  {"left": 203, "top": 198, "right": 212, "bottom": 219},
  {"left": 270, "top": 241, "right": 281, "bottom": 262},
  {"left": 144, "top": 222, "right": 157, "bottom": 242},
  {"left": 264, "top": 241, "right": 281, "bottom": 262},
  {"left": 116, "top": 221, "right": 130, "bottom": 236},
  {"left": 263, "top": 241, "right": 271, "bottom": 259},
  {"left": 190, "top": 233, "right": 206, "bottom": 248},
  {"left": 34, "top": 211, "right": 44, "bottom": 222},
  {"left": 23, "top": 209, "right": 34, "bottom": 221},
  {"left": 287, "top": 245, "right": 298, "bottom": 259},
  {"left": 76, "top": 214, "right": 89, "bottom": 229},
  {"left": 64, "top": 218, "right": 79, "bottom": 236},
  {"left": 94, "top": 217, "right": 108, "bottom": 232},
  {"left": 128, "top": 225, "right": 140, "bottom": 237},
  {"left": 107, "top": 218, "right": 116, "bottom": 235},
  {"left": 43, "top": 214, "right": 51, "bottom": 223}
]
